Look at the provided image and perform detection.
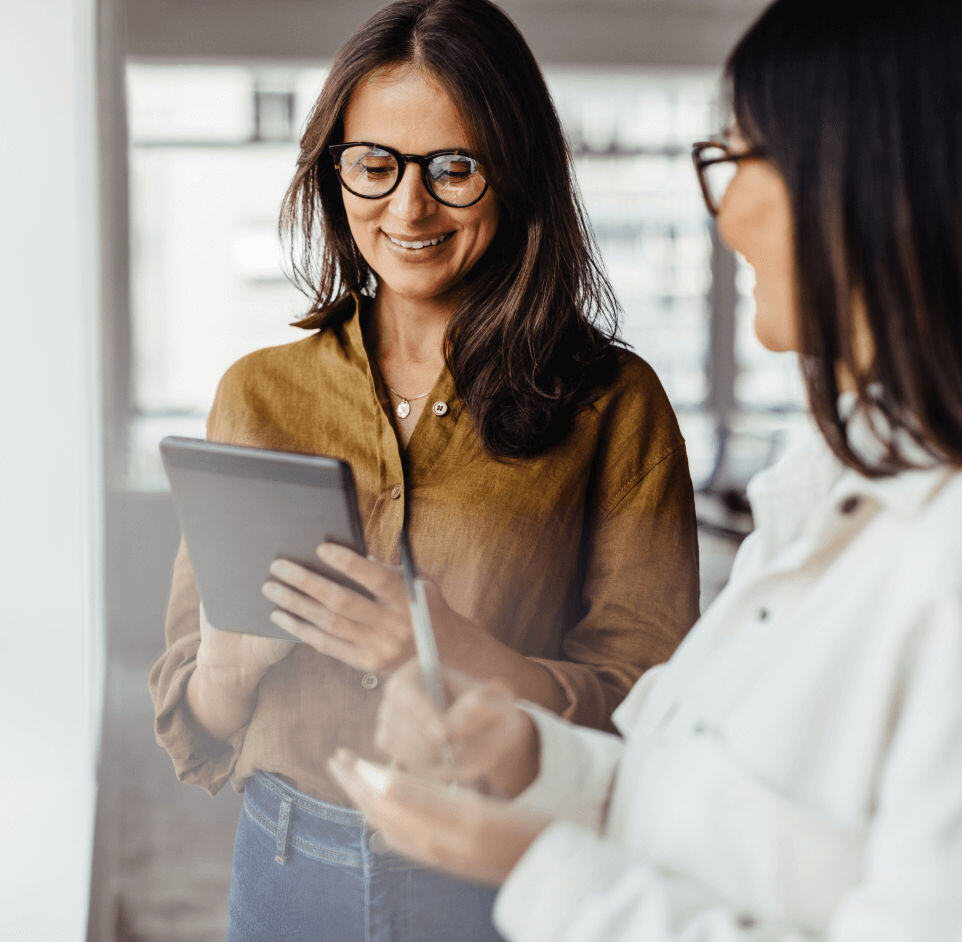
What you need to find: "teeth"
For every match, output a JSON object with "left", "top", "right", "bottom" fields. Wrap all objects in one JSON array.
[{"left": 386, "top": 232, "right": 451, "bottom": 249}]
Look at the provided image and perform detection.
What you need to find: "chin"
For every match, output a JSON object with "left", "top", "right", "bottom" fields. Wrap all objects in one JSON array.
[
  {"left": 376, "top": 270, "right": 457, "bottom": 303},
  {"left": 752, "top": 287, "right": 798, "bottom": 353}
]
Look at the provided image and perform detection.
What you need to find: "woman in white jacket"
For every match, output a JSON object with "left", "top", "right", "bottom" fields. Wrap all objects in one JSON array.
[{"left": 326, "top": 0, "right": 962, "bottom": 938}]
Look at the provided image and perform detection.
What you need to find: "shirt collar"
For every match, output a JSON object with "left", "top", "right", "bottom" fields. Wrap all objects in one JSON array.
[
  {"left": 335, "top": 289, "right": 465, "bottom": 425},
  {"left": 340, "top": 290, "right": 367, "bottom": 364}
]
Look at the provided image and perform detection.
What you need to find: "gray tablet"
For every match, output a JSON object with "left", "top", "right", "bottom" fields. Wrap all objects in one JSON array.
[{"left": 160, "top": 436, "right": 368, "bottom": 642}]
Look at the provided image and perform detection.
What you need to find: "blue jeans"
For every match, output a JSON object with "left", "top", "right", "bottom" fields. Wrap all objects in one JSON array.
[{"left": 227, "top": 772, "right": 501, "bottom": 942}]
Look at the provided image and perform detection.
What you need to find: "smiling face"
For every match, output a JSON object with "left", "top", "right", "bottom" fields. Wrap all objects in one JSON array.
[
  {"left": 339, "top": 66, "right": 500, "bottom": 311},
  {"left": 715, "top": 129, "right": 798, "bottom": 353}
]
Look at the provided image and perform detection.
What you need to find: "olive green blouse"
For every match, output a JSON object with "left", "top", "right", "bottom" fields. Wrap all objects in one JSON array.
[{"left": 149, "top": 296, "right": 700, "bottom": 803}]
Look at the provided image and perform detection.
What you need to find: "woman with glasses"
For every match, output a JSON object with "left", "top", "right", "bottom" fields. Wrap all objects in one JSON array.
[
  {"left": 329, "top": 1, "right": 962, "bottom": 939},
  {"left": 149, "top": 0, "right": 700, "bottom": 939}
]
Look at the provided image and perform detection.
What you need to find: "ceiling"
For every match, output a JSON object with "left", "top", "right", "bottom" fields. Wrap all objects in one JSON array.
[{"left": 124, "top": 0, "right": 772, "bottom": 67}]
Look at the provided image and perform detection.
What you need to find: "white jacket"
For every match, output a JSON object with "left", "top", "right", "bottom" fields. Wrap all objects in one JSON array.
[{"left": 495, "top": 420, "right": 962, "bottom": 941}]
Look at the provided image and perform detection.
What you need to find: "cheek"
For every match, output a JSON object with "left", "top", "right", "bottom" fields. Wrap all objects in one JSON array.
[
  {"left": 342, "top": 196, "right": 382, "bottom": 245},
  {"left": 718, "top": 176, "right": 798, "bottom": 353},
  {"left": 465, "top": 200, "right": 499, "bottom": 257}
]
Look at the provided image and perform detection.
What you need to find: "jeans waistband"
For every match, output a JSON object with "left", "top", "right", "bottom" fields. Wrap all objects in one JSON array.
[{"left": 242, "top": 771, "right": 410, "bottom": 871}]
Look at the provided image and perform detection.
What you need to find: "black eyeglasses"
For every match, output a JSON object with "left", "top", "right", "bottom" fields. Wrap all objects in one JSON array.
[
  {"left": 329, "top": 141, "right": 489, "bottom": 208},
  {"left": 691, "top": 140, "right": 766, "bottom": 216}
]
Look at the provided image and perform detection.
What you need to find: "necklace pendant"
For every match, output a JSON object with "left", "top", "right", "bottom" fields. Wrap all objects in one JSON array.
[{"left": 396, "top": 399, "right": 411, "bottom": 419}]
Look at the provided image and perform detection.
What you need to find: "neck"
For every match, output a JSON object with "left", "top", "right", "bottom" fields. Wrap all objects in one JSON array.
[{"left": 372, "top": 286, "right": 452, "bottom": 364}]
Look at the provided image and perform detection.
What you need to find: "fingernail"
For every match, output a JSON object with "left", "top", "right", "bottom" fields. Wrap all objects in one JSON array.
[
  {"left": 354, "top": 758, "right": 391, "bottom": 795},
  {"left": 270, "top": 559, "right": 291, "bottom": 577},
  {"left": 316, "top": 543, "right": 340, "bottom": 563},
  {"left": 262, "top": 582, "right": 280, "bottom": 599}
]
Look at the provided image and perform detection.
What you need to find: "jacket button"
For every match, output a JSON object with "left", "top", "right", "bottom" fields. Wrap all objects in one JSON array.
[
  {"left": 390, "top": 484, "right": 402, "bottom": 500},
  {"left": 839, "top": 496, "right": 860, "bottom": 514},
  {"left": 361, "top": 673, "right": 379, "bottom": 690},
  {"left": 432, "top": 401, "right": 449, "bottom": 416},
  {"left": 757, "top": 607, "right": 770, "bottom": 622}
]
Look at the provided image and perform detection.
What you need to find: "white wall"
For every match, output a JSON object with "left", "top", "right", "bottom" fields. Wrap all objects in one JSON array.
[{"left": 0, "top": 0, "right": 104, "bottom": 939}]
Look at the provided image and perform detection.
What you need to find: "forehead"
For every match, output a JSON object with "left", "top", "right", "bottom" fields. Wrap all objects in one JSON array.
[{"left": 342, "top": 66, "right": 473, "bottom": 153}]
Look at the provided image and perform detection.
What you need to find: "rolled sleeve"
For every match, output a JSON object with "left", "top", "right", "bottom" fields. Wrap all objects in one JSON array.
[{"left": 147, "top": 538, "right": 247, "bottom": 795}]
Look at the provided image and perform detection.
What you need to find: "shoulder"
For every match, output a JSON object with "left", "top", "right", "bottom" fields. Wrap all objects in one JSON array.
[
  {"left": 577, "top": 348, "right": 692, "bottom": 516},
  {"left": 212, "top": 330, "right": 345, "bottom": 407},
  {"left": 897, "top": 469, "right": 962, "bottom": 600},
  {"left": 585, "top": 346, "right": 685, "bottom": 463},
  {"left": 207, "top": 333, "right": 330, "bottom": 442},
  {"left": 216, "top": 334, "right": 324, "bottom": 393}
]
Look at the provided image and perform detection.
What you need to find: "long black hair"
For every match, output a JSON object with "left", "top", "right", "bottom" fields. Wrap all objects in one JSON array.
[
  {"left": 728, "top": 0, "right": 962, "bottom": 474},
  {"left": 281, "top": 0, "right": 620, "bottom": 459}
]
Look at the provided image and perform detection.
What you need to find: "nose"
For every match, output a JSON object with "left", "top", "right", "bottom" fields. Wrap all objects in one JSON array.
[{"left": 388, "top": 161, "right": 436, "bottom": 222}]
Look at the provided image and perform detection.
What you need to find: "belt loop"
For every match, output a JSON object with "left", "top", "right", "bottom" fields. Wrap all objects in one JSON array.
[{"left": 274, "top": 796, "right": 293, "bottom": 865}]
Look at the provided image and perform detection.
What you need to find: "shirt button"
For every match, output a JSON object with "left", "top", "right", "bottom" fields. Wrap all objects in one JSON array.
[
  {"left": 368, "top": 829, "right": 391, "bottom": 855},
  {"left": 737, "top": 914, "right": 757, "bottom": 929},
  {"left": 756, "top": 607, "right": 770, "bottom": 622},
  {"left": 432, "top": 401, "right": 448, "bottom": 417},
  {"left": 361, "top": 672, "right": 379, "bottom": 690},
  {"left": 390, "top": 484, "right": 402, "bottom": 500},
  {"left": 839, "top": 496, "right": 861, "bottom": 514}
]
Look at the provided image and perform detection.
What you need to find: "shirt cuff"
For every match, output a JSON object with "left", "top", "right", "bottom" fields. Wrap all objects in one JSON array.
[
  {"left": 149, "top": 642, "right": 246, "bottom": 795},
  {"left": 494, "top": 820, "right": 642, "bottom": 942},
  {"left": 513, "top": 702, "right": 623, "bottom": 829}
]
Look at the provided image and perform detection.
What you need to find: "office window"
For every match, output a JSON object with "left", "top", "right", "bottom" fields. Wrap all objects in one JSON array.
[{"left": 124, "top": 63, "right": 803, "bottom": 489}]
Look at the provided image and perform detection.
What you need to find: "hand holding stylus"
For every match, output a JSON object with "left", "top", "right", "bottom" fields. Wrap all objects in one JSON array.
[{"left": 374, "top": 660, "right": 541, "bottom": 799}]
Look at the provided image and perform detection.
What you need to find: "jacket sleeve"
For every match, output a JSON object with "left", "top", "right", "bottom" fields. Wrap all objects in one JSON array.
[
  {"left": 512, "top": 703, "right": 625, "bottom": 830},
  {"left": 494, "top": 596, "right": 962, "bottom": 942},
  {"left": 527, "top": 441, "right": 700, "bottom": 729}
]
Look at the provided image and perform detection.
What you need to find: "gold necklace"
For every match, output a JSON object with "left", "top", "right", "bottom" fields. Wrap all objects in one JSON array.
[{"left": 384, "top": 381, "right": 432, "bottom": 419}]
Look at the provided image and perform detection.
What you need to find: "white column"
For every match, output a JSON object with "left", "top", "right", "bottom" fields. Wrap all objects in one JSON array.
[{"left": 0, "top": 0, "right": 104, "bottom": 939}]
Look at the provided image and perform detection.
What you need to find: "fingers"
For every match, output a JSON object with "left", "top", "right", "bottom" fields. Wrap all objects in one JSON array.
[
  {"left": 267, "top": 609, "right": 369, "bottom": 671},
  {"left": 327, "top": 750, "right": 545, "bottom": 885},
  {"left": 316, "top": 543, "right": 404, "bottom": 605},
  {"left": 328, "top": 750, "right": 481, "bottom": 846},
  {"left": 261, "top": 578, "right": 374, "bottom": 644},
  {"left": 268, "top": 559, "right": 384, "bottom": 624}
]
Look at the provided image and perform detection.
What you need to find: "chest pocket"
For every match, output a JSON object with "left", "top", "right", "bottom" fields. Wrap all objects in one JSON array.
[{"left": 615, "top": 732, "right": 865, "bottom": 931}]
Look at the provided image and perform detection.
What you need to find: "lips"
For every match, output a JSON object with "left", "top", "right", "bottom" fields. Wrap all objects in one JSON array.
[{"left": 383, "top": 231, "right": 454, "bottom": 250}]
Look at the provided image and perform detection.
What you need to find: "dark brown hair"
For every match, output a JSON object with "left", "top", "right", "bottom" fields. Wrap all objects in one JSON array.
[
  {"left": 727, "top": 0, "right": 962, "bottom": 475},
  {"left": 280, "top": 0, "right": 620, "bottom": 458}
]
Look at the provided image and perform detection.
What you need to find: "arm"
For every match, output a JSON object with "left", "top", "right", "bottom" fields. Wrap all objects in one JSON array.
[
  {"left": 526, "top": 443, "right": 700, "bottom": 728},
  {"left": 495, "top": 596, "right": 962, "bottom": 942},
  {"left": 148, "top": 368, "right": 292, "bottom": 790},
  {"left": 148, "top": 539, "right": 249, "bottom": 793}
]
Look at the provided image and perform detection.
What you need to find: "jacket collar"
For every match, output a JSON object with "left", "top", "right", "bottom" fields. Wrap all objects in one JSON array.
[{"left": 747, "top": 399, "right": 954, "bottom": 545}]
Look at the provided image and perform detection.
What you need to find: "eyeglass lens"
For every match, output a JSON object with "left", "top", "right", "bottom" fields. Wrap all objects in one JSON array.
[
  {"left": 698, "top": 145, "right": 739, "bottom": 212},
  {"left": 337, "top": 145, "right": 486, "bottom": 206}
]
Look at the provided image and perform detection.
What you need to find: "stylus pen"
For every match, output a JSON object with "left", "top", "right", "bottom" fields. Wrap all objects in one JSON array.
[
  {"left": 398, "top": 529, "right": 447, "bottom": 711},
  {"left": 398, "top": 530, "right": 460, "bottom": 783}
]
